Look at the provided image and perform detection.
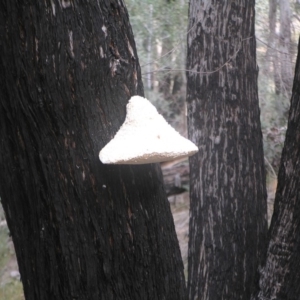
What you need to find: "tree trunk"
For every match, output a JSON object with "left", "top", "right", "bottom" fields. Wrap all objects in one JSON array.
[
  {"left": 264, "top": 0, "right": 293, "bottom": 122},
  {"left": 186, "top": 1, "right": 268, "bottom": 299},
  {"left": 279, "top": 0, "right": 293, "bottom": 100},
  {"left": 265, "top": 0, "right": 281, "bottom": 95},
  {"left": 0, "top": 1, "right": 186, "bottom": 299},
  {"left": 252, "top": 37, "right": 300, "bottom": 300}
]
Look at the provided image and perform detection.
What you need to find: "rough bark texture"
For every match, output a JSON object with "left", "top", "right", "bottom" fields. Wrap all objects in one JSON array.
[
  {"left": 186, "top": 1, "right": 268, "bottom": 299},
  {"left": 0, "top": 1, "right": 186, "bottom": 299},
  {"left": 252, "top": 38, "right": 300, "bottom": 300}
]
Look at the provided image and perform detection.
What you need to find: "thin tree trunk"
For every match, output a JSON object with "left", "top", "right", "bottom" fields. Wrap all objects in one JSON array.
[
  {"left": 279, "top": 0, "right": 293, "bottom": 99},
  {"left": 146, "top": 4, "right": 153, "bottom": 90},
  {"left": 265, "top": 0, "right": 281, "bottom": 95},
  {"left": 252, "top": 37, "right": 300, "bottom": 300},
  {"left": 265, "top": 0, "right": 293, "bottom": 121},
  {"left": 0, "top": 1, "right": 186, "bottom": 299},
  {"left": 186, "top": 1, "right": 268, "bottom": 299},
  {"left": 266, "top": 0, "right": 278, "bottom": 61}
]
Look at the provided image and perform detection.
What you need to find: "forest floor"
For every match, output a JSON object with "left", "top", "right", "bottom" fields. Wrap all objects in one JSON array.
[{"left": 0, "top": 176, "right": 277, "bottom": 299}]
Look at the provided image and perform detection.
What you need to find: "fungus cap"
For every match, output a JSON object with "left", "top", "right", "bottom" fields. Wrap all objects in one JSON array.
[{"left": 99, "top": 96, "right": 198, "bottom": 164}]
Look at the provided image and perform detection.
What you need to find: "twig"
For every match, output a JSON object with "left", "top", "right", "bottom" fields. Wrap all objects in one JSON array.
[
  {"left": 256, "top": 37, "right": 289, "bottom": 55},
  {"left": 264, "top": 156, "right": 277, "bottom": 178},
  {"left": 142, "top": 36, "right": 253, "bottom": 76},
  {"left": 292, "top": 13, "right": 300, "bottom": 23},
  {"left": 142, "top": 48, "right": 240, "bottom": 76}
]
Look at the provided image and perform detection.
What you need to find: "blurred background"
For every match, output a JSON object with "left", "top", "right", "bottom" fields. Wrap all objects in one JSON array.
[{"left": 1, "top": 0, "right": 300, "bottom": 297}]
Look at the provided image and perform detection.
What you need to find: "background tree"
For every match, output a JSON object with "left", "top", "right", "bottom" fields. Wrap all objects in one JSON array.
[
  {"left": 125, "top": 0, "right": 188, "bottom": 135},
  {"left": 252, "top": 37, "right": 300, "bottom": 300},
  {"left": 186, "top": 1, "right": 268, "bottom": 299},
  {"left": 279, "top": 0, "right": 293, "bottom": 100},
  {"left": 0, "top": 1, "right": 186, "bottom": 299},
  {"left": 264, "top": 0, "right": 280, "bottom": 95},
  {"left": 256, "top": 0, "right": 300, "bottom": 176}
]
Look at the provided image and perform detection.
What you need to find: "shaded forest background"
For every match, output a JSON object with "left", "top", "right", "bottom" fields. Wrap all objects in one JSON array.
[
  {"left": 128, "top": 0, "right": 300, "bottom": 174},
  {"left": 1, "top": 0, "right": 300, "bottom": 298}
]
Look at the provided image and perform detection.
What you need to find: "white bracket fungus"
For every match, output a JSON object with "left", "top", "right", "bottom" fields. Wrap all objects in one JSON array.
[{"left": 99, "top": 96, "right": 198, "bottom": 164}]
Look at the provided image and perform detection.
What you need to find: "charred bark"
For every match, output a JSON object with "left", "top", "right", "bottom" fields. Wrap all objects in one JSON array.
[
  {"left": 186, "top": 1, "right": 268, "bottom": 299},
  {"left": 252, "top": 37, "right": 300, "bottom": 300},
  {"left": 0, "top": 1, "right": 186, "bottom": 299}
]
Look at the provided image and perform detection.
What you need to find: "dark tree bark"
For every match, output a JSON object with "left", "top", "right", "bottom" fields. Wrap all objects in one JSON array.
[
  {"left": 252, "top": 37, "right": 300, "bottom": 300},
  {"left": 186, "top": 1, "right": 268, "bottom": 299},
  {"left": 0, "top": 1, "right": 186, "bottom": 300}
]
